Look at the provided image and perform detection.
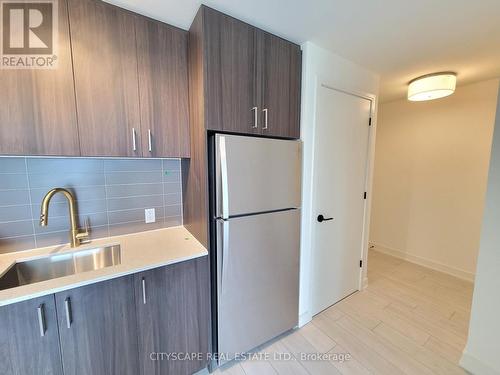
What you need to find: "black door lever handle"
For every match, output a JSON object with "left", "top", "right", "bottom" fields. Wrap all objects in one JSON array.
[{"left": 317, "top": 215, "right": 333, "bottom": 223}]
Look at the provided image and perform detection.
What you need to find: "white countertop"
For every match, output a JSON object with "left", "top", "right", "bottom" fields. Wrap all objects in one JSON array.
[{"left": 0, "top": 226, "right": 207, "bottom": 307}]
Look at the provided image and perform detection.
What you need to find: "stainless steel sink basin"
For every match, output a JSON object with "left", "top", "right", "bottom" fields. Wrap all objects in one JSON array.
[{"left": 0, "top": 245, "right": 121, "bottom": 291}]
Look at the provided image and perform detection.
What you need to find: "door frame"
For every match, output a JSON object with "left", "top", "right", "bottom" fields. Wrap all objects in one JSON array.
[{"left": 304, "top": 77, "right": 378, "bottom": 322}]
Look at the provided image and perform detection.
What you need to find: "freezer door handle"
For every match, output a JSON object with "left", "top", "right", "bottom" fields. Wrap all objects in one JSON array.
[{"left": 219, "top": 136, "right": 230, "bottom": 219}]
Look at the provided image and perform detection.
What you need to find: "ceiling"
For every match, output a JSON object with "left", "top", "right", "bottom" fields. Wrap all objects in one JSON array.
[{"left": 105, "top": 0, "right": 500, "bottom": 102}]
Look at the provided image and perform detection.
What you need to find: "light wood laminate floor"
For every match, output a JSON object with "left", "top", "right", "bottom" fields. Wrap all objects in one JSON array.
[{"left": 214, "top": 250, "right": 473, "bottom": 375}]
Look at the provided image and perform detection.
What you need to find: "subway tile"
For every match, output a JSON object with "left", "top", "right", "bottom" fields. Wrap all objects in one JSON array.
[
  {"left": 0, "top": 220, "right": 34, "bottom": 239},
  {"left": 162, "top": 159, "right": 181, "bottom": 171},
  {"left": 164, "top": 216, "right": 182, "bottom": 227},
  {"left": 87, "top": 225, "right": 110, "bottom": 241},
  {"left": 163, "top": 182, "right": 181, "bottom": 194},
  {"left": 104, "top": 159, "right": 162, "bottom": 172},
  {"left": 30, "top": 186, "right": 106, "bottom": 205},
  {"left": 35, "top": 225, "right": 109, "bottom": 248},
  {"left": 165, "top": 204, "right": 182, "bottom": 217},
  {"left": 108, "top": 220, "right": 164, "bottom": 237},
  {"left": 33, "top": 212, "right": 108, "bottom": 234},
  {"left": 34, "top": 230, "right": 70, "bottom": 247},
  {"left": 0, "top": 205, "right": 32, "bottom": 223},
  {"left": 31, "top": 199, "right": 107, "bottom": 219},
  {"left": 0, "top": 235, "right": 36, "bottom": 254},
  {"left": 105, "top": 171, "right": 163, "bottom": 185},
  {"left": 0, "top": 157, "right": 184, "bottom": 253},
  {"left": 105, "top": 183, "right": 163, "bottom": 198},
  {"left": 0, "top": 173, "right": 28, "bottom": 190},
  {"left": 27, "top": 158, "right": 104, "bottom": 174},
  {"left": 163, "top": 170, "right": 181, "bottom": 183},
  {"left": 0, "top": 190, "right": 30, "bottom": 207},
  {"left": 107, "top": 195, "right": 163, "bottom": 211},
  {"left": 28, "top": 172, "right": 105, "bottom": 189},
  {"left": 164, "top": 193, "right": 182, "bottom": 206},
  {"left": 0, "top": 157, "right": 26, "bottom": 173},
  {"left": 108, "top": 206, "right": 164, "bottom": 225}
]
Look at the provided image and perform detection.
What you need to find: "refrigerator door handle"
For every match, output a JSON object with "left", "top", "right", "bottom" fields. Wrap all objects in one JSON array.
[
  {"left": 219, "top": 136, "right": 230, "bottom": 219},
  {"left": 222, "top": 221, "right": 229, "bottom": 295},
  {"left": 217, "top": 220, "right": 230, "bottom": 297}
]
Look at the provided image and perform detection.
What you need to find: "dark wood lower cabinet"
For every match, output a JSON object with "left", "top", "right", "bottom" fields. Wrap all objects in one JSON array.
[
  {"left": 0, "top": 295, "right": 63, "bottom": 375},
  {"left": 0, "top": 256, "right": 210, "bottom": 375},
  {"left": 0, "top": 257, "right": 209, "bottom": 375},
  {"left": 134, "top": 257, "right": 210, "bottom": 375},
  {"left": 55, "top": 276, "right": 140, "bottom": 375}
]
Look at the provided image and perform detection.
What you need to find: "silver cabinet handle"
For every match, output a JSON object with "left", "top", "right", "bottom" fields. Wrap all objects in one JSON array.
[
  {"left": 142, "top": 277, "right": 147, "bottom": 304},
  {"left": 37, "top": 304, "right": 46, "bottom": 337},
  {"left": 65, "top": 298, "right": 72, "bottom": 328},
  {"left": 252, "top": 107, "right": 258, "bottom": 128},
  {"left": 148, "top": 129, "right": 152, "bottom": 153},
  {"left": 132, "top": 128, "right": 137, "bottom": 151},
  {"left": 263, "top": 108, "right": 268, "bottom": 130}
]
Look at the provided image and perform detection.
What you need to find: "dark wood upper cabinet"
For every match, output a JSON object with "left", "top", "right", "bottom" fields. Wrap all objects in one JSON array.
[
  {"left": 136, "top": 17, "right": 190, "bottom": 158},
  {"left": 260, "top": 31, "right": 302, "bottom": 139},
  {"left": 0, "top": 295, "right": 63, "bottom": 375},
  {"left": 134, "top": 257, "right": 209, "bottom": 375},
  {"left": 55, "top": 276, "right": 140, "bottom": 375},
  {"left": 68, "top": 0, "right": 142, "bottom": 157},
  {"left": 204, "top": 8, "right": 258, "bottom": 134},
  {"left": 192, "top": 6, "right": 301, "bottom": 139},
  {"left": 0, "top": 0, "right": 79, "bottom": 156}
]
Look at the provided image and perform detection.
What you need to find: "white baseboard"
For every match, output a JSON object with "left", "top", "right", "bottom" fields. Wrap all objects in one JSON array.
[
  {"left": 370, "top": 242, "right": 475, "bottom": 282},
  {"left": 298, "top": 311, "right": 312, "bottom": 327},
  {"left": 460, "top": 351, "right": 500, "bottom": 375},
  {"left": 362, "top": 276, "right": 369, "bottom": 289}
]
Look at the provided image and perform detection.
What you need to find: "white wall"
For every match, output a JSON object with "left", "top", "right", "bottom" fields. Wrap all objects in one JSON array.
[
  {"left": 299, "top": 42, "right": 379, "bottom": 326},
  {"left": 370, "top": 79, "right": 499, "bottom": 280},
  {"left": 461, "top": 84, "right": 500, "bottom": 375}
]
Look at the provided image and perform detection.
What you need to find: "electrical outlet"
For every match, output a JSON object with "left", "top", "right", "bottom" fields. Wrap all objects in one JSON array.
[{"left": 145, "top": 208, "right": 156, "bottom": 224}]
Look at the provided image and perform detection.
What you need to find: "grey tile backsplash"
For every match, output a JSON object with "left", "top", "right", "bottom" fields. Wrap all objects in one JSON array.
[{"left": 0, "top": 157, "right": 183, "bottom": 254}]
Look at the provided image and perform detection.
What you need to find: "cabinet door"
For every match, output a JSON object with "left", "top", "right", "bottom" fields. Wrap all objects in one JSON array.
[
  {"left": 134, "top": 257, "right": 210, "bottom": 375},
  {"left": 68, "top": 0, "right": 141, "bottom": 157},
  {"left": 55, "top": 276, "right": 139, "bottom": 375},
  {"left": 0, "top": 296, "right": 63, "bottom": 375},
  {"left": 204, "top": 8, "right": 259, "bottom": 134},
  {"left": 0, "top": 0, "right": 79, "bottom": 156},
  {"left": 136, "top": 18, "right": 190, "bottom": 158},
  {"left": 260, "top": 32, "right": 301, "bottom": 139}
]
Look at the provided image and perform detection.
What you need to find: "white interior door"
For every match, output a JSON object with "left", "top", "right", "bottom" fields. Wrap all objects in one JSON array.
[{"left": 311, "top": 85, "right": 372, "bottom": 315}]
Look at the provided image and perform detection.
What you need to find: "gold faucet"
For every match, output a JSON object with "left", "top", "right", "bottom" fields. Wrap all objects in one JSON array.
[{"left": 40, "top": 188, "right": 90, "bottom": 248}]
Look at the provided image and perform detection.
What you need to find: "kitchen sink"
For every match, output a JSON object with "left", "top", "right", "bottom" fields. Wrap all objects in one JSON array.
[{"left": 0, "top": 245, "right": 121, "bottom": 291}]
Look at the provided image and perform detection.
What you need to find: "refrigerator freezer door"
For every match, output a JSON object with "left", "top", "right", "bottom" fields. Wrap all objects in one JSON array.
[
  {"left": 216, "top": 209, "right": 300, "bottom": 363},
  {"left": 216, "top": 134, "right": 301, "bottom": 218}
]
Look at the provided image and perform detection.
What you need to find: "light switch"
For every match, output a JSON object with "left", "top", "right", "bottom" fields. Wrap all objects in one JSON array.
[{"left": 145, "top": 208, "right": 156, "bottom": 224}]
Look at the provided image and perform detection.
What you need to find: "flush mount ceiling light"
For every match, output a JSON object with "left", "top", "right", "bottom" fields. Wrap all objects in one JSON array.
[{"left": 408, "top": 72, "right": 457, "bottom": 101}]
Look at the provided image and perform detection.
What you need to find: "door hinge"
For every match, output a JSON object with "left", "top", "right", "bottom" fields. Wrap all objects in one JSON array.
[
  {"left": 360, "top": 260, "right": 363, "bottom": 268},
  {"left": 369, "top": 117, "right": 372, "bottom": 126},
  {"left": 364, "top": 192, "right": 367, "bottom": 200}
]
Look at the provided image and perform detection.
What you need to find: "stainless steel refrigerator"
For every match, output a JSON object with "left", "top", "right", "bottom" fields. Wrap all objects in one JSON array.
[{"left": 211, "top": 134, "right": 301, "bottom": 365}]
